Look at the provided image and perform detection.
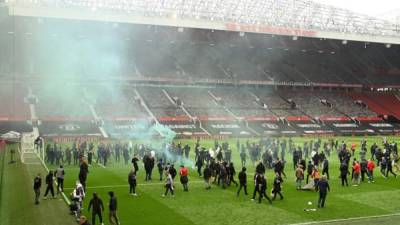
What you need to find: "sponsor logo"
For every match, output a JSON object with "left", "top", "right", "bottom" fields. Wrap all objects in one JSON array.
[
  {"left": 263, "top": 130, "right": 278, "bottom": 134},
  {"left": 166, "top": 124, "right": 196, "bottom": 129},
  {"left": 113, "top": 124, "right": 146, "bottom": 130},
  {"left": 303, "top": 130, "right": 334, "bottom": 134},
  {"left": 333, "top": 123, "right": 358, "bottom": 128},
  {"left": 369, "top": 123, "right": 393, "bottom": 128},
  {"left": 261, "top": 123, "right": 279, "bottom": 129},
  {"left": 211, "top": 124, "right": 240, "bottom": 129},
  {"left": 281, "top": 130, "right": 297, "bottom": 134},
  {"left": 297, "top": 124, "right": 321, "bottom": 128},
  {"left": 59, "top": 124, "right": 80, "bottom": 131},
  {"left": 339, "top": 129, "right": 375, "bottom": 133}
]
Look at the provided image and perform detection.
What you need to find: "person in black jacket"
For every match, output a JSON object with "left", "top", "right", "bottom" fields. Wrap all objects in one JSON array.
[
  {"left": 128, "top": 169, "right": 137, "bottom": 196},
  {"left": 108, "top": 191, "right": 119, "bottom": 225},
  {"left": 169, "top": 164, "right": 177, "bottom": 180},
  {"left": 317, "top": 175, "right": 330, "bottom": 208},
  {"left": 131, "top": 155, "right": 139, "bottom": 172},
  {"left": 88, "top": 192, "right": 104, "bottom": 225},
  {"left": 203, "top": 165, "right": 212, "bottom": 190},
  {"left": 157, "top": 159, "right": 164, "bottom": 181},
  {"left": 272, "top": 173, "right": 284, "bottom": 200},
  {"left": 43, "top": 171, "right": 55, "bottom": 199},
  {"left": 33, "top": 173, "right": 42, "bottom": 204},
  {"left": 306, "top": 160, "right": 313, "bottom": 184},
  {"left": 340, "top": 162, "right": 349, "bottom": 186},
  {"left": 260, "top": 174, "right": 272, "bottom": 204},
  {"left": 79, "top": 159, "right": 89, "bottom": 191},
  {"left": 228, "top": 162, "right": 238, "bottom": 186},
  {"left": 143, "top": 154, "right": 155, "bottom": 181},
  {"left": 322, "top": 158, "right": 329, "bottom": 180},
  {"left": 237, "top": 167, "right": 248, "bottom": 196}
]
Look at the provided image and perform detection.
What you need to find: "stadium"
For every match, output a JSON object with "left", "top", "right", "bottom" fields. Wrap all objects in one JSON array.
[{"left": 0, "top": 0, "right": 400, "bottom": 225}]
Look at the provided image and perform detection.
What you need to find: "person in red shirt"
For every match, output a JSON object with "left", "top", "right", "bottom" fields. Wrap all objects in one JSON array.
[
  {"left": 367, "top": 159, "right": 375, "bottom": 183},
  {"left": 179, "top": 165, "right": 189, "bottom": 192},
  {"left": 352, "top": 160, "right": 361, "bottom": 185}
]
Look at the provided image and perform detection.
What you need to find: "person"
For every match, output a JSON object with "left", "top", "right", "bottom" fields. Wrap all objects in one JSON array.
[
  {"left": 306, "top": 160, "right": 313, "bottom": 184},
  {"left": 386, "top": 157, "right": 397, "bottom": 178},
  {"left": 240, "top": 149, "right": 246, "bottom": 167},
  {"left": 128, "top": 169, "right": 137, "bottom": 196},
  {"left": 162, "top": 170, "right": 174, "bottom": 197},
  {"left": 88, "top": 192, "right": 105, "bottom": 225},
  {"left": 380, "top": 156, "right": 387, "bottom": 178},
  {"left": 237, "top": 167, "right": 248, "bottom": 196},
  {"left": 79, "top": 216, "right": 91, "bottom": 225},
  {"left": 295, "top": 165, "right": 304, "bottom": 190},
  {"left": 367, "top": 158, "right": 375, "bottom": 183},
  {"left": 352, "top": 160, "right": 361, "bottom": 185},
  {"left": 33, "top": 173, "right": 42, "bottom": 204},
  {"left": 259, "top": 174, "right": 272, "bottom": 204},
  {"left": 131, "top": 155, "right": 139, "bottom": 172},
  {"left": 44, "top": 170, "right": 55, "bottom": 199},
  {"left": 108, "top": 191, "right": 119, "bottom": 225},
  {"left": 72, "top": 181, "right": 85, "bottom": 211},
  {"left": 179, "top": 165, "right": 189, "bottom": 192},
  {"left": 317, "top": 175, "right": 330, "bottom": 208},
  {"left": 311, "top": 167, "right": 320, "bottom": 190},
  {"left": 203, "top": 165, "right": 212, "bottom": 190},
  {"left": 157, "top": 159, "right": 164, "bottom": 181},
  {"left": 322, "top": 158, "right": 329, "bottom": 180},
  {"left": 169, "top": 164, "right": 177, "bottom": 180},
  {"left": 79, "top": 159, "right": 89, "bottom": 191},
  {"left": 360, "top": 158, "right": 368, "bottom": 182},
  {"left": 340, "top": 162, "right": 349, "bottom": 186},
  {"left": 272, "top": 173, "right": 284, "bottom": 200},
  {"left": 228, "top": 162, "right": 238, "bottom": 186},
  {"left": 251, "top": 173, "right": 261, "bottom": 201},
  {"left": 56, "top": 165, "right": 65, "bottom": 194}
]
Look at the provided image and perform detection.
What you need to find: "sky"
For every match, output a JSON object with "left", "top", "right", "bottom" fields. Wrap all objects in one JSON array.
[{"left": 315, "top": 0, "right": 400, "bottom": 16}]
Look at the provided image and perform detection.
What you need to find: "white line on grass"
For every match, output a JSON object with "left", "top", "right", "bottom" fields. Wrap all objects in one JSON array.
[
  {"left": 96, "top": 162, "right": 106, "bottom": 168},
  {"left": 289, "top": 212, "right": 400, "bottom": 225},
  {"left": 64, "top": 180, "right": 206, "bottom": 190}
]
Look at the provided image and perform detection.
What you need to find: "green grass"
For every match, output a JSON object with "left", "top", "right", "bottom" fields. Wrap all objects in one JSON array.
[
  {"left": 2, "top": 136, "right": 400, "bottom": 225},
  {"left": 0, "top": 144, "right": 76, "bottom": 225}
]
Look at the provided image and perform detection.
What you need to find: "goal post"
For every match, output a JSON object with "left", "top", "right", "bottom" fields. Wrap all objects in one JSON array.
[{"left": 20, "top": 130, "right": 43, "bottom": 164}]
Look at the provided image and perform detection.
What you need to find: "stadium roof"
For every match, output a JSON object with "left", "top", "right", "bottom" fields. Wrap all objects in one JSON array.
[{"left": 5, "top": 0, "right": 400, "bottom": 44}]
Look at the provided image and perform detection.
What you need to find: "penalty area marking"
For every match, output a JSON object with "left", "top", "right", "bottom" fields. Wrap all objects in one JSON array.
[
  {"left": 289, "top": 212, "right": 400, "bottom": 225},
  {"left": 64, "top": 180, "right": 205, "bottom": 190},
  {"left": 96, "top": 162, "right": 106, "bottom": 168}
]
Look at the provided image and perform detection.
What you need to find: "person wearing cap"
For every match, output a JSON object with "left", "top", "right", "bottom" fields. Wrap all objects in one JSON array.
[
  {"left": 108, "top": 191, "right": 119, "bottom": 225},
  {"left": 179, "top": 165, "right": 189, "bottom": 192},
  {"left": 88, "top": 192, "right": 105, "bottom": 225}
]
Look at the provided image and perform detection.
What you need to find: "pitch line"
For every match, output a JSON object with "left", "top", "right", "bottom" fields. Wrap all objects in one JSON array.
[
  {"left": 64, "top": 180, "right": 206, "bottom": 190},
  {"left": 96, "top": 162, "right": 106, "bottom": 168},
  {"left": 289, "top": 212, "right": 400, "bottom": 225}
]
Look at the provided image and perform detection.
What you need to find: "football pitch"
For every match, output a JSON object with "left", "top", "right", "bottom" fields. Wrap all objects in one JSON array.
[{"left": 1, "top": 136, "right": 400, "bottom": 225}]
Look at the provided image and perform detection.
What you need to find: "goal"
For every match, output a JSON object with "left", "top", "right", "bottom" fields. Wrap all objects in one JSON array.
[{"left": 20, "top": 129, "right": 44, "bottom": 164}]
